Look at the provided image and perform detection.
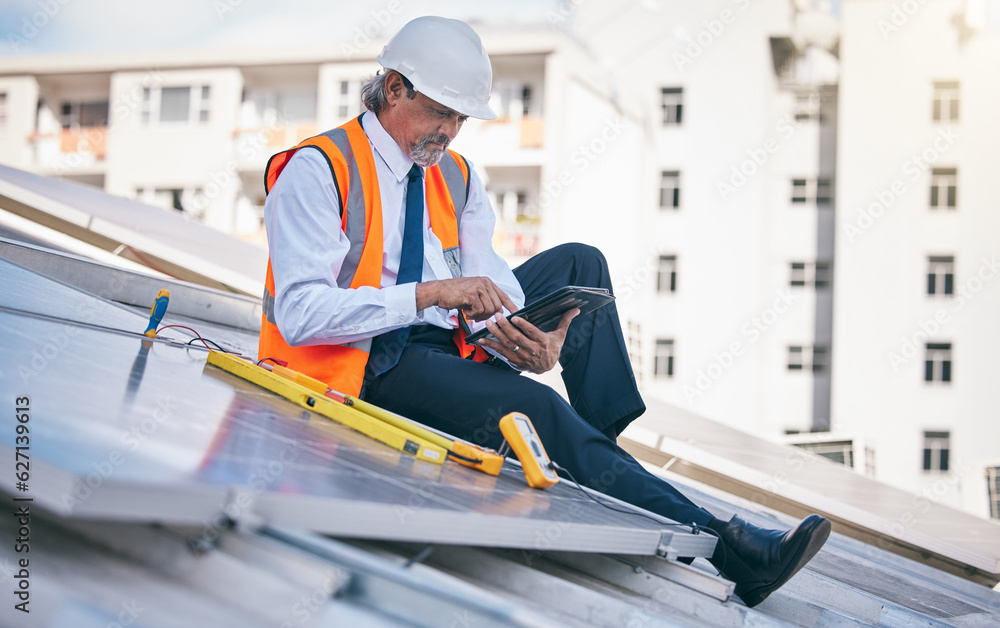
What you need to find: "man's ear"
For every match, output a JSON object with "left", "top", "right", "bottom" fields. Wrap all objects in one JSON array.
[{"left": 385, "top": 71, "right": 405, "bottom": 104}]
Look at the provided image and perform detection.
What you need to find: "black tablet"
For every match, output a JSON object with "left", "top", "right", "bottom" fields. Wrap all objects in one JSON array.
[{"left": 465, "top": 285, "right": 615, "bottom": 344}]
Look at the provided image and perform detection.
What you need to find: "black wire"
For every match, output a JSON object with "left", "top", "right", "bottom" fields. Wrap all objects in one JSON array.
[
  {"left": 549, "top": 460, "right": 721, "bottom": 541},
  {"left": 187, "top": 337, "right": 229, "bottom": 352}
]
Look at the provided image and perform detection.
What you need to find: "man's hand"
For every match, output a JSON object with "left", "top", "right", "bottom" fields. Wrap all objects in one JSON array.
[
  {"left": 415, "top": 277, "right": 519, "bottom": 321},
  {"left": 476, "top": 308, "right": 580, "bottom": 374}
]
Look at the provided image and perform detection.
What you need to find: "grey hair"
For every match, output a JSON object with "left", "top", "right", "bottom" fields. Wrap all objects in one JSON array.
[{"left": 360, "top": 70, "right": 416, "bottom": 115}]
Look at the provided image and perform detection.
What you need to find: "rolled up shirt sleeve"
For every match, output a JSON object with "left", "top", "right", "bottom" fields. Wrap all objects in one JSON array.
[{"left": 265, "top": 149, "right": 418, "bottom": 346}]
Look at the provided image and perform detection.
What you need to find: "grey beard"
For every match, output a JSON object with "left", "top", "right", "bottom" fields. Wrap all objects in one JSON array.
[{"left": 409, "top": 134, "right": 450, "bottom": 167}]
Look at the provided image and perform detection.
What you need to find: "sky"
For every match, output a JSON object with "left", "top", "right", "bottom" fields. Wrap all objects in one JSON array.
[{"left": 0, "top": 0, "right": 561, "bottom": 58}]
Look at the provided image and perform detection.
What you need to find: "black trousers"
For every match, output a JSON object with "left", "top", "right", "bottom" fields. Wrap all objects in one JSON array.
[{"left": 363, "top": 243, "right": 715, "bottom": 527}]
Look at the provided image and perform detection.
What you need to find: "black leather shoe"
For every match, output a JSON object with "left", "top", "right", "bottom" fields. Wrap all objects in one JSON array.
[{"left": 708, "top": 514, "right": 831, "bottom": 607}]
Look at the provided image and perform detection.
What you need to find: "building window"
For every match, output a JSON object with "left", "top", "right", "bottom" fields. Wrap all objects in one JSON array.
[
  {"left": 794, "top": 92, "right": 819, "bottom": 121},
  {"left": 661, "top": 87, "right": 683, "bottom": 125},
  {"left": 788, "top": 346, "right": 805, "bottom": 370},
  {"left": 654, "top": 339, "right": 674, "bottom": 378},
  {"left": 59, "top": 101, "right": 110, "bottom": 128},
  {"left": 627, "top": 321, "right": 643, "bottom": 384},
  {"left": 515, "top": 191, "right": 537, "bottom": 222},
  {"left": 988, "top": 467, "right": 1000, "bottom": 519},
  {"left": 930, "top": 168, "right": 957, "bottom": 209},
  {"left": 789, "top": 262, "right": 832, "bottom": 289},
  {"left": 932, "top": 82, "right": 959, "bottom": 122},
  {"left": 141, "top": 85, "right": 212, "bottom": 124},
  {"left": 160, "top": 87, "right": 191, "bottom": 123},
  {"left": 660, "top": 171, "right": 680, "bottom": 208},
  {"left": 788, "top": 345, "right": 829, "bottom": 373},
  {"left": 657, "top": 255, "right": 677, "bottom": 293},
  {"left": 790, "top": 262, "right": 807, "bottom": 287},
  {"left": 791, "top": 179, "right": 808, "bottom": 203},
  {"left": 795, "top": 440, "right": 854, "bottom": 467},
  {"left": 927, "top": 256, "right": 954, "bottom": 296},
  {"left": 199, "top": 85, "right": 211, "bottom": 122},
  {"left": 791, "top": 178, "right": 833, "bottom": 205},
  {"left": 521, "top": 85, "right": 533, "bottom": 116},
  {"left": 922, "top": 431, "right": 950, "bottom": 472},
  {"left": 924, "top": 343, "right": 952, "bottom": 383},
  {"left": 0, "top": 92, "right": 8, "bottom": 126},
  {"left": 338, "top": 80, "right": 350, "bottom": 118}
]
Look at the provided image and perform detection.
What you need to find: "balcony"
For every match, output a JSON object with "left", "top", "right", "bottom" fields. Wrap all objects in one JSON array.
[
  {"left": 32, "top": 126, "right": 108, "bottom": 170},
  {"left": 235, "top": 122, "right": 318, "bottom": 169}
]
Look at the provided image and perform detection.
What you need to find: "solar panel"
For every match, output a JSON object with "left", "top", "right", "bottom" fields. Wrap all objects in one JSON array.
[
  {"left": 0, "top": 261, "right": 715, "bottom": 559},
  {"left": 0, "top": 163, "right": 266, "bottom": 295},
  {"left": 622, "top": 400, "right": 1000, "bottom": 582}
]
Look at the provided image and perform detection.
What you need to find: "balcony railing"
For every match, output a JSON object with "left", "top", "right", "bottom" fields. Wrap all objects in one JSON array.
[
  {"left": 235, "top": 123, "right": 318, "bottom": 165},
  {"left": 32, "top": 127, "right": 107, "bottom": 167}
]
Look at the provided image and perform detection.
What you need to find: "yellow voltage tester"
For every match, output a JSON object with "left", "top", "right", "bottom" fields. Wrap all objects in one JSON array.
[{"left": 499, "top": 412, "right": 560, "bottom": 489}]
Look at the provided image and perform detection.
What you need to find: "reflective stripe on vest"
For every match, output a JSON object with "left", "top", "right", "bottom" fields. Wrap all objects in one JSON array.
[{"left": 259, "top": 115, "right": 483, "bottom": 397}]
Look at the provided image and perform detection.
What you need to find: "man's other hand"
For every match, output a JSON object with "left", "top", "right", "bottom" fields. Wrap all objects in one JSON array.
[
  {"left": 477, "top": 308, "right": 580, "bottom": 374},
  {"left": 416, "top": 277, "right": 519, "bottom": 321}
]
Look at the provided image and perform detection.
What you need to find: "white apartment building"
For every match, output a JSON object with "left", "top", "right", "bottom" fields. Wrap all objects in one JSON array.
[
  {"left": 832, "top": 0, "right": 1000, "bottom": 518},
  {"left": 0, "top": 0, "right": 997, "bottom": 519},
  {"left": 559, "top": 0, "right": 840, "bottom": 443}
]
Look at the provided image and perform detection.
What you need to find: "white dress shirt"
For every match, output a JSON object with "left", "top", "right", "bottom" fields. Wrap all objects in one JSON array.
[{"left": 265, "top": 110, "right": 524, "bottom": 347}]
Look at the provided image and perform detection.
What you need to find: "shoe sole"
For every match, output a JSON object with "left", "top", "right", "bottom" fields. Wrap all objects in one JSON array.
[{"left": 740, "top": 515, "right": 832, "bottom": 608}]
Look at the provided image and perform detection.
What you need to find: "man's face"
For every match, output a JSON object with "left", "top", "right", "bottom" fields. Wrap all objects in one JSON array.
[{"left": 393, "top": 89, "right": 469, "bottom": 167}]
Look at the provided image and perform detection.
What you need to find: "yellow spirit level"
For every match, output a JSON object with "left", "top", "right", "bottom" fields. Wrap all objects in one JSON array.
[{"left": 207, "top": 351, "right": 504, "bottom": 475}]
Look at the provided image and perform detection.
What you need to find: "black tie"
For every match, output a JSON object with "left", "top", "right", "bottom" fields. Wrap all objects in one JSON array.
[{"left": 369, "top": 164, "right": 424, "bottom": 376}]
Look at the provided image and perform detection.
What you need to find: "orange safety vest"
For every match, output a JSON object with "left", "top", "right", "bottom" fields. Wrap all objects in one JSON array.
[{"left": 259, "top": 116, "right": 488, "bottom": 396}]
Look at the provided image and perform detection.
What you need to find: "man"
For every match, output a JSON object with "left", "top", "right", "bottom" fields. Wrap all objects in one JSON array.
[{"left": 261, "top": 16, "right": 830, "bottom": 608}]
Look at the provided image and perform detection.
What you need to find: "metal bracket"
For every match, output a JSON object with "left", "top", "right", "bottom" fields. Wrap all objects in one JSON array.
[
  {"left": 656, "top": 531, "right": 679, "bottom": 561},
  {"left": 188, "top": 487, "right": 263, "bottom": 556}
]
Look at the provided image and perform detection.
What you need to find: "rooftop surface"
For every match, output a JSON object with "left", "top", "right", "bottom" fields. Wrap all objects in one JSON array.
[{"left": 1, "top": 166, "right": 999, "bottom": 627}]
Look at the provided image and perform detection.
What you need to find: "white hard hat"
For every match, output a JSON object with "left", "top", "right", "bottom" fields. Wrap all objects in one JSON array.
[{"left": 378, "top": 16, "right": 497, "bottom": 120}]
